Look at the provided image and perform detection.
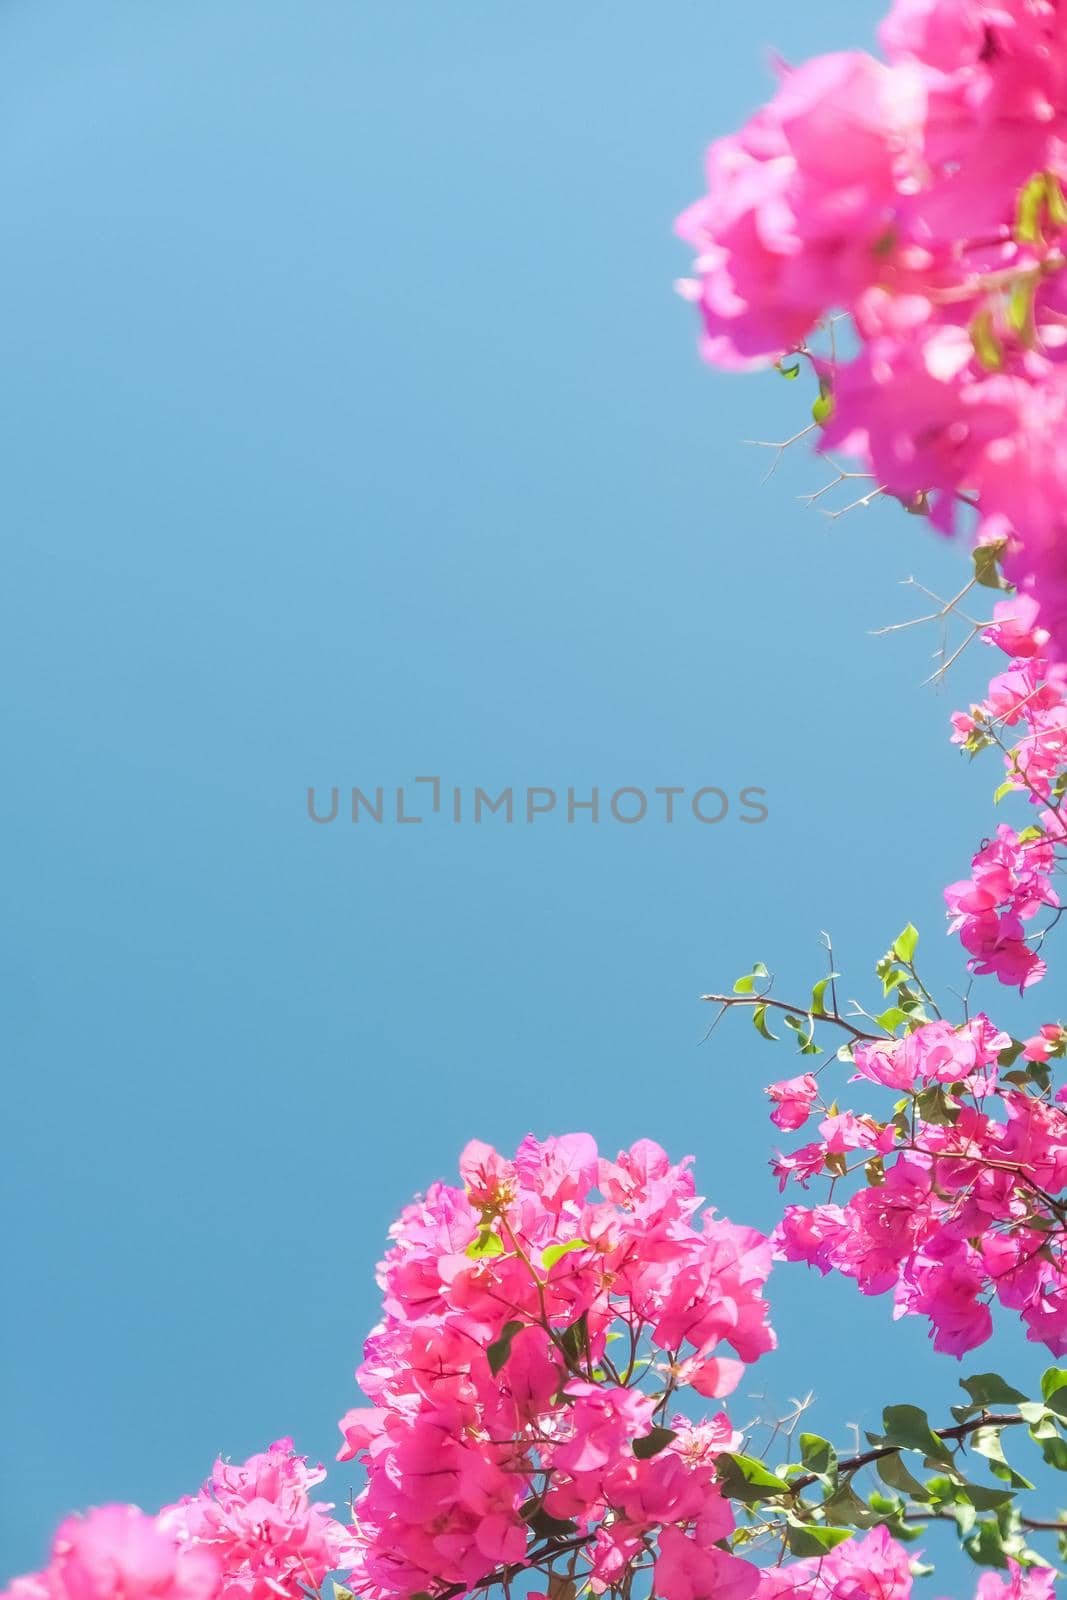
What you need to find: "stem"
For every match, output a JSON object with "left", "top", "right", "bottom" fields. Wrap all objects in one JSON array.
[
  {"left": 700, "top": 992, "right": 880, "bottom": 1044},
  {"left": 433, "top": 1533, "right": 594, "bottom": 1600},
  {"left": 902, "top": 1508, "right": 1067, "bottom": 1535},
  {"left": 790, "top": 1412, "right": 1027, "bottom": 1493}
]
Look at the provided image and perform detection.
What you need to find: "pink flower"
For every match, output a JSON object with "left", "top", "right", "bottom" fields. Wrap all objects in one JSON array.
[
  {"left": 3, "top": 1509, "right": 220, "bottom": 1600},
  {"left": 1025, "top": 1024, "right": 1067, "bottom": 1063},
  {"left": 160, "top": 1440, "right": 353, "bottom": 1600},
  {"left": 946, "top": 826, "right": 1057, "bottom": 991},
  {"left": 759, "top": 1526, "right": 912, "bottom": 1600},
  {"left": 975, "top": 1561, "right": 1057, "bottom": 1600},
  {"left": 677, "top": 0, "right": 1067, "bottom": 664},
  {"left": 653, "top": 1528, "right": 760, "bottom": 1600},
  {"left": 984, "top": 596, "right": 1051, "bottom": 660},
  {"left": 336, "top": 1137, "right": 775, "bottom": 1600},
  {"left": 676, "top": 53, "right": 924, "bottom": 367},
  {"left": 766, "top": 1073, "right": 819, "bottom": 1130}
]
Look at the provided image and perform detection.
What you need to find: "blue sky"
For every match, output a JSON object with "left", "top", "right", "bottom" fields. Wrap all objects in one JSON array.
[{"left": 1, "top": 0, "right": 1056, "bottom": 1587}]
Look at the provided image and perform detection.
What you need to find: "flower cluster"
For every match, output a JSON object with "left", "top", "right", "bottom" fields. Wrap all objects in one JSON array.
[
  {"left": 677, "top": 0, "right": 1067, "bottom": 656},
  {"left": 759, "top": 1528, "right": 912, "bottom": 1600},
  {"left": 769, "top": 1006, "right": 1067, "bottom": 1356},
  {"left": 764, "top": 1533, "right": 1052, "bottom": 1600},
  {"left": 947, "top": 596, "right": 1067, "bottom": 988},
  {"left": 3, "top": 1443, "right": 351, "bottom": 1600},
  {"left": 160, "top": 1438, "right": 354, "bottom": 1600},
  {"left": 335, "top": 1134, "right": 774, "bottom": 1600},
  {"left": 945, "top": 825, "right": 1058, "bottom": 990},
  {"left": 2, "top": 1509, "right": 220, "bottom": 1600}
]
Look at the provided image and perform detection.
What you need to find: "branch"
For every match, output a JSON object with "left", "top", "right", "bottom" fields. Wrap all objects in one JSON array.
[
  {"left": 699, "top": 991, "right": 880, "bottom": 1044},
  {"left": 433, "top": 1414, "right": 1033, "bottom": 1598},
  {"left": 902, "top": 1508, "right": 1067, "bottom": 1535},
  {"left": 790, "top": 1411, "right": 1028, "bottom": 1493},
  {"left": 433, "top": 1533, "right": 593, "bottom": 1600}
]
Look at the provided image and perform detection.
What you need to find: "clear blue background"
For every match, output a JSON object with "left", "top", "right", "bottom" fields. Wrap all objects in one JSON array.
[{"left": 1, "top": 0, "right": 1055, "bottom": 1587}]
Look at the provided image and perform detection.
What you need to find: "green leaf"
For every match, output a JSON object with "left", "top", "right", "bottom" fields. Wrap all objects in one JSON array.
[
  {"left": 715, "top": 1451, "right": 789, "bottom": 1503},
  {"left": 973, "top": 539, "right": 1011, "bottom": 592},
  {"left": 971, "top": 307, "right": 1004, "bottom": 371},
  {"left": 752, "top": 1003, "right": 778, "bottom": 1042},
  {"left": 486, "top": 1319, "right": 525, "bottom": 1376},
  {"left": 733, "top": 961, "right": 769, "bottom": 995},
  {"left": 633, "top": 1426, "right": 677, "bottom": 1460},
  {"left": 799, "top": 1433, "right": 838, "bottom": 1486},
  {"left": 783, "top": 1012, "right": 819, "bottom": 1054},
  {"left": 776, "top": 358, "right": 801, "bottom": 379},
  {"left": 334, "top": 1585, "right": 356, "bottom": 1600},
  {"left": 558, "top": 1311, "right": 589, "bottom": 1365},
  {"left": 785, "top": 1520, "right": 852, "bottom": 1558},
  {"left": 1043, "top": 1383, "right": 1067, "bottom": 1420},
  {"left": 893, "top": 925, "right": 919, "bottom": 964},
  {"left": 879, "top": 1405, "right": 955, "bottom": 1466},
  {"left": 961, "top": 1482, "right": 1016, "bottom": 1512},
  {"left": 964, "top": 1516, "right": 1016, "bottom": 1570},
  {"left": 875, "top": 958, "right": 910, "bottom": 996},
  {"left": 1048, "top": 173, "right": 1067, "bottom": 226},
  {"left": 466, "top": 1225, "right": 506, "bottom": 1259},
  {"left": 914, "top": 1085, "right": 959, "bottom": 1127},
  {"left": 1015, "top": 172, "right": 1048, "bottom": 243},
  {"left": 876, "top": 1452, "right": 930, "bottom": 1500},
  {"left": 1036, "top": 1433, "right": 1067, "bottom": 1471},
  {"left": 820, "top": 1484, "right": 879, "bottom": 1529},
  {"left": 953, "top": 1500, "right": 978, "bottom": 1538},
  {"left": 971, "top": 1426, "right": 1034, "bottom": 1489},
  {"left": 542, "top": 1239, "right": 590, "bottom": 1270},
  {"left": 810, "top": 974, "right": 838, "bottom": 1018},
  {"left": 1042, "top": 1368, "right": 1067, "bottom": 1403},
  {"left": 960, "top": 1374, "right": 1028, "bottom": 1408},
  {"left": 1007, "top": 277, "right": 1038, "bottom": 346},
  {"left": 812, "top": 388, "right": 834, "bottom": 425},
  {"left": 865, "top": 1155, "right": 886, "bottom": 1187},
  {"left": 521, "top": 1501, "right": 579, "bottom": 1539}
]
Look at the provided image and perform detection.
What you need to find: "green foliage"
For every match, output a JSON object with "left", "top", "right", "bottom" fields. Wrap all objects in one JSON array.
[
  {"left": 960, "top": 1374, "right": 1029, "bottom": 1409},
  {"left": 972, "top": 538, "right": 1011, "bottom": 591},
  {"left": 486, "top": 1319, "right": 524, "bottom": 1375},
  {"left": 870, "top": 1405, "right": 955, "bottom": 1467},
  {"left": 715, "top": 1452, "right": 789, "bottom": 1503},
  {"left": 542, "top": 1239, "right": 590, "bottom": 1270},
  {"left": 466, "top": 1224, "right": 505, "bottom": 1259},
  {"left": 784, "top": 1518, "right": 852, "bottom": 1557},
  {"left": 970, "top": 307, "right": 1004, "bottom": 372},
  {"left": 810, "top": 973, "right": 838, "bottom": 1017},
  {"left": 733, "top": 961, "right": 770, "bottom": 995},
  {"left": 799, "top": 1433, "right": 838, "bottom": 1489},
  {"left": 632, "top": 1426, "right": 677, "bottom": 1460},
  {"left": 752, "top": 1003, "right": 778, "bottom": 1041},
  {"left": 812, "top": 377, "right": 834, "bottom": 425},
  {"left": 558, "top": 1311, "right": 589, "bottom": 1366}
]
